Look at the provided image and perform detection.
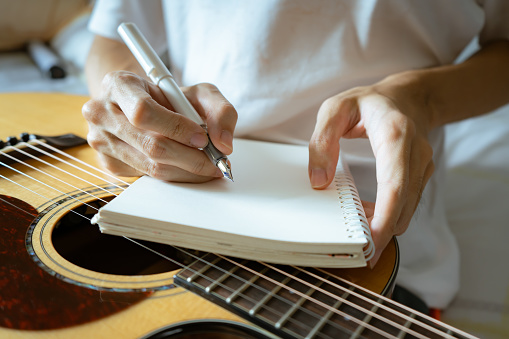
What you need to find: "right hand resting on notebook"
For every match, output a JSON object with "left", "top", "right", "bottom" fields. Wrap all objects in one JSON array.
[{"left": 82, "top": 70, "right": 237, "bottom": 182}]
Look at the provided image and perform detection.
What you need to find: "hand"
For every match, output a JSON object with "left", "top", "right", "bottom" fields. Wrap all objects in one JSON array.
[
  {"left": 82, "top": 71, "right": 237, "bottom": 182},
  {"left": 308, "top": 73, "right": 435, "bottom": 266}
]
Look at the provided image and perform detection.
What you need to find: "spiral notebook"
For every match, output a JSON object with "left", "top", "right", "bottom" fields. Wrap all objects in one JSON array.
[{"left": 92, "top": 139, "right": 374, "bottom": 267}]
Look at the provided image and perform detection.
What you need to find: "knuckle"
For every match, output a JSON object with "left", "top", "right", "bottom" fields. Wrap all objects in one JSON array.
[
  {"left": 319, "top": 97, "right": 339, "bottom": 115},
  {"left": 101, "top": 71, "right": 117, "bottom": 88},
  {"left": 82, "top": 100, "right": 104, "bottom": 124},
  {"left": 86, "top": 130, "right": 106, "bottom": 150},
  {"left": 199, "top": 82, "right": 218, "bottom": 92},
  {"left": 385, "top": 115, "right": 415, "bottom": 142},
  {"left": 130, "top": 99, "right": 153, "bottom": 128},
  {"left": 140, "top": 134, "right": 166, "bottom": 159},
  {"left": 97, "top": 154, "right": 125, "bottom": 176},
  {"left": 104, "top": 70, "right": 138, "bottom": 87},
  {"left": 143, "top": 160, "right": 164, "bottom": 179},
  {"left": 102, "top": 71, "right": 129, "bottom": 91},
  {"left": 317, "top": 95, "right": 356, "bottom": 125},
  {"left": 217, "top": 101, "right": 238, "bottom": 121}
]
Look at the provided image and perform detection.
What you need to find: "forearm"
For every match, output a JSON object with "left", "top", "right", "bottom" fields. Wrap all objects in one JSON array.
[
  {"left": 427, "top": 40, "right": 509, "bottom": 128},
  {"left": 376, "top": 40, "right": 509, "bottom": 131},
  {"left": 85, "top": 35, "right": 145, "bottom": 97}
]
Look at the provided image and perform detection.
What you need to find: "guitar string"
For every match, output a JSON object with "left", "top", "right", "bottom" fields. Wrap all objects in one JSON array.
[
  {"left": 0, "top": 147, "right": 438, "bottom": 339},
  {"left": 21, "top": 141, "right": 127, "bottom": 192},
  {"left": 0, "top": 163, "right": 340, "bottom": 339},
  {"left": 0, "top": 195, "right": 38, "bottom": 217},
  {"left": 32, "top": 139, "right": 131, "bottom": 187},
  {"left": 301, "top": 266, "right": 476, "bottom": 339},
  {"left": 260, "top": 261, "right": 453, "bottom": 339},
  {"left": 1, "top": 146, "right": 464, "bottom": 339},
  {"left": 173, "top": 245, "right": 402, "bottom": 339},
  {"left": 0, "top": 166, "right": 379, "bottom": 339},
  {"left": 0, "top": 161, "right": 101, "bottom": 213},
  {"left": 0, "top": 153, "right": 346, "bottom": 339},
  {"left": 5, "top": 145, "right": 120, "bottom": 197},
  {"left": 178, "top": 245, "right": 469, "bottom": 339},
  {"left": 0, "top": 172, "right": 92, "bottom": 221},
  {"left": 216, "top": 253, "right": 420, "bottom": 339},
  {"left": 1, "top": 149, "right": 110, "bottom": 204},
  {"left": 123, "top": 238, "right": 342, "bottom": 339}
]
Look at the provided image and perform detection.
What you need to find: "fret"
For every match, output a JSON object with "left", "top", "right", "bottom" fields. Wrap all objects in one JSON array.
[
  {"left": 226, "top": 266, "right": 269, "bottom": 304},
  {"left": 249, "top": 269, "right": 298, "bottom": 316},
  {"left": 349, "top": 297, "right": 382, "bottom": 339},
  {"left": 396, "top": 313, "right": 416, "bottom": 339},
  {"left": 176, "top": 256, "right": 477, "bottom": 339},
  {"left": 305, "top": 286, "right": 354, "bottom": 339},
  {"left": 205, "top": 260, "right": 243, "bottom": 293},
  {"left": 184, "top": 256, "right": 221, "bottom": 282},
  {"left": 275, "top": 280, "right": 324, "bottom": 329}
]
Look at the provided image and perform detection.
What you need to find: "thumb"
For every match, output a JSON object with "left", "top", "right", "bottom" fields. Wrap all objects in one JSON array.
[
  {"left": 308, "top": 97, "right": 356, "bottom": 189},
  {"left": 183, "top": 83, "right": 237, "bottom": 155}
]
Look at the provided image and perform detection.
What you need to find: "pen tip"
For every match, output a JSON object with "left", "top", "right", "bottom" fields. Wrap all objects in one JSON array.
[
  {"left": 217, "top": 158, "right": 234, "bottom": 182},
  {"left": 224, "top": 169, "right": 234, "bottom": 182}
]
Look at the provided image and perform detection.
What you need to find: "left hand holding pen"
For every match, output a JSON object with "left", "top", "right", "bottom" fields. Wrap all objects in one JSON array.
[{"left": 308, "top": 72, "right": 436, "bottom": 266}]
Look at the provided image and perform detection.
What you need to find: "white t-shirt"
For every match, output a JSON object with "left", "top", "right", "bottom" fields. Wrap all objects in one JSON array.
[{"left": 88, "top": 0, "right": 509, "bottom": 308}]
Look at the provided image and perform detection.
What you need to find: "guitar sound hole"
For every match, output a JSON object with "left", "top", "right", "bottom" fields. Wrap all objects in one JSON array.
[
  {"left": 51, "top": 200, "right": 182, "bottom": 276},
  {"left": 142, "top": 320, "right": 271, "bottom": 339}
]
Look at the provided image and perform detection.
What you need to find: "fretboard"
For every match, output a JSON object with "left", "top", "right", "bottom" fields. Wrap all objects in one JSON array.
[{"left": 174, "top": 253, "right": 477, "bottom": 339}]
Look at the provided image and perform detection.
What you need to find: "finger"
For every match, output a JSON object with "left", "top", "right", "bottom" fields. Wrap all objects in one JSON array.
[
  {"left": 97, "top": 153, "right": 143, "bottom": 177},
  {"left": 369, "top": 145, "right": 433, "bottom": 268},
  {"left": 183, "top": 83, "right": 238, "bottom": 155},
  {"left": 106, "top": 72, "right": 209, "bottom": 149},
  {"left": 395, "top": 141, "right": 434, "bottom": 233},
  {"left": 97, "top": 134, "right": 222, "bottom": 182},
  {"left": 361, "top": 200, "right": 375, "bottom": 221},
  {"left": 85, "top": 95, "right": 222, "bottom": 179},
  {"left": 308, "top": 97, "right": 358, "bottom": 189},
  {"left": 102, "top": 128, "right": 223, "bottom": 178},
  {"left": 368, "top": 120, "right": 412, "bottom": 266}
]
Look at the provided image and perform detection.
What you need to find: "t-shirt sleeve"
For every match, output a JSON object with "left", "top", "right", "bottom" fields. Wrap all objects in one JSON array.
[
  {"left": 88, "top": 0, "right": 166, "bottom": 55},
  {"left": 479, "top": 0, "right": 509, "bottom": 45}
]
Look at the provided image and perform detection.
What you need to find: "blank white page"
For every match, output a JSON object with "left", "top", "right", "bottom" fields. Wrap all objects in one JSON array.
[{"left": 97, "top": 139, "right": 366, "bottom": 245}]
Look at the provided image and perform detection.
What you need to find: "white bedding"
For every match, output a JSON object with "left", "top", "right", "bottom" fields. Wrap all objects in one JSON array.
[
  {"left": 442, "top": 107, "right": 509, "bottom": 338},
  {"left": 0, "top": 15, "right": 508, "bottom": 339}
]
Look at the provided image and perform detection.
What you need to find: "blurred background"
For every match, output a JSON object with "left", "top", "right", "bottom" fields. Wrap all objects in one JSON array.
[
  {"left": 0, "top": 0, "right": 92, "bottom": 94},
  {"left": 0, "top": 1, "right": 508, "bottom": 338}
]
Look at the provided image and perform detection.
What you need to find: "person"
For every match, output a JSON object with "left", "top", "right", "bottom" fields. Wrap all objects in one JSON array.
[{"left": 83, "top": 0, "right": 509, "bottom": 310}]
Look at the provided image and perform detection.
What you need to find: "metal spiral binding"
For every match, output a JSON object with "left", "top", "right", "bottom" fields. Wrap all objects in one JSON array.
[{"left": 334, "top": 158, "right": 375, "bottom": 261}]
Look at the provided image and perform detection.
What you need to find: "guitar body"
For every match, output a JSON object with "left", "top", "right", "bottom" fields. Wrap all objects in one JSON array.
[{"left": 0, "top": 93, "right": 398, "bottom": 338}]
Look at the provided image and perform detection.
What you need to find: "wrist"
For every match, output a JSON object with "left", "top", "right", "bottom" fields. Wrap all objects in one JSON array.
[{"left": 373, "top": 69, "right": 440, "bottom": 133}]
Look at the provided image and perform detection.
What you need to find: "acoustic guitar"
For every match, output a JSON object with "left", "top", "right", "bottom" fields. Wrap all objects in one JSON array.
[{"left": 0, "top": 93, "right": 475, "bottom": 338}]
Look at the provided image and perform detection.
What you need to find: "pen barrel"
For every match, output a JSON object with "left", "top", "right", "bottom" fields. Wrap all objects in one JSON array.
[
  {"left": 118, "top": 22, "right": 230, "bottom": 175},
  {"left": 157, "top": 76, "right": 205, "bottom": 126},
  {"left": 118, "top": 22, "right": 205, "bottom": 126}
]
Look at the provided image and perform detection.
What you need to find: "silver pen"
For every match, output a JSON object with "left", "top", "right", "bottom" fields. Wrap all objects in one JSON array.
[{"left": 117, "top": 22, "right": 233, "bottom": 181}]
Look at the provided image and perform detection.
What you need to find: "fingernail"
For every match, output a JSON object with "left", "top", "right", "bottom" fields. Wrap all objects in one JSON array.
[
  {"left": 190, "top": 133, "right": 208, "bottom": 148},
  {"left": 220, "top": 130, "right": 233, "bottom": 153},
  {"left": 310, "top": 168, "right": 328, "bottom": 188}
]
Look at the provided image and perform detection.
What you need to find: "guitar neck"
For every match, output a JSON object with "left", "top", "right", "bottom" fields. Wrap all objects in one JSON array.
[{"left": 174, "top": 252, "right": 476, "bottom": 339}]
